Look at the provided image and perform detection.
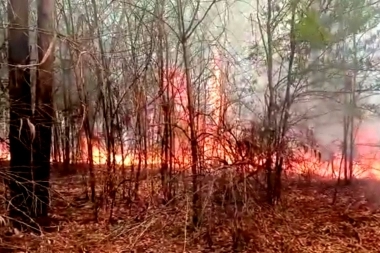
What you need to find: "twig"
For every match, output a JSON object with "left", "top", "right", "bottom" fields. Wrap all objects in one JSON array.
[{"left": 10, "top": 33, "right": 57, "bottom": 69}]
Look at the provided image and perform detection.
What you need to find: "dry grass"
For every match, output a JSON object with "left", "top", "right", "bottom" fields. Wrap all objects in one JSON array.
[{"left": 1, "top": 165, "right": 380, "bottom": 253}]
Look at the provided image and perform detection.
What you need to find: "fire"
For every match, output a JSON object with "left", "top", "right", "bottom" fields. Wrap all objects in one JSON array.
[
  {"left": 0, "top": 142, "right": 9, "bottom": 161},
  {"left": 290, "top": 150, "right": 380, "bottom": 179},
  {"left": 77, "top": 134, "right": 161, "bottom": 166},
  {"left": 1, "top": 53, "right": 380, "bottom": 181},
  {"left": 1, "top": 123, "right": 380, "bottom": 180},
  {"left": 289, "top": 125, "right": 380, "bottom": 179}
]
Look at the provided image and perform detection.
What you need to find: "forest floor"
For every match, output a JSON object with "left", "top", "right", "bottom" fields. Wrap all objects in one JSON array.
[{"left": 1, "top": 165, "right": 380, "bottom": 252}]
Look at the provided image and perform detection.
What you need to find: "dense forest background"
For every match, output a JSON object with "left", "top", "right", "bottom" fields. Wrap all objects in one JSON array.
[{"left": 2, "top": 0, "right": 380, "bottom": 252}]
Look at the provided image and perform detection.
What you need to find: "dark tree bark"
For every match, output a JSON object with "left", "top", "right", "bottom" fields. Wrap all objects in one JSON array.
[
  {"left": 7, "top": 0, "right": 33, "bottom": 228},
  {"left": 32, "top": 0, "right": 55, "bottom": 219}
]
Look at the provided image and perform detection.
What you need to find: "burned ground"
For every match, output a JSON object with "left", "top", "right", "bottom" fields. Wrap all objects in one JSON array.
[{"left": 1, "top": 163, "right": 380, "bottom": 252}]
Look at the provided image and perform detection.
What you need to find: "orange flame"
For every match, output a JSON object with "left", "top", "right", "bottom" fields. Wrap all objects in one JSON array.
[{"left": 1, "top": 55, "right": 380, "bottom": 181}]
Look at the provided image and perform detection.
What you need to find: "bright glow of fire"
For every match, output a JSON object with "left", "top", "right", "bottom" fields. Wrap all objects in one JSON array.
[
  {"left": 289, "top": 149, "right": 380, "bottom": 179},
  {"left": 287, "top": 123, "right": 380, "bottom": 179},
  {"left": 0, "top": 142, "right": 9, "bottom": 161},
  {"left": 1, "top": 53, "right": 380, "bottom": 181}
]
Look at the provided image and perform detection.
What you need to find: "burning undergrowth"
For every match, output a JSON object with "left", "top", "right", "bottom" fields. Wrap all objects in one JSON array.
[{"left": 2, "top": 109, "right": 380, "bottom": 252}]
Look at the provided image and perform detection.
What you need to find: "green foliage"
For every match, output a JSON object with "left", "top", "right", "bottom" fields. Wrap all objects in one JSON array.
[
  {"left": 295, "top": 8, "right": 331, "bottom": 49},
  {"left": 293, "top": 0, "right": 380, "bottom": 49},
  {"left": 331, "top": 0, "right": 380, "bottom": 42}
]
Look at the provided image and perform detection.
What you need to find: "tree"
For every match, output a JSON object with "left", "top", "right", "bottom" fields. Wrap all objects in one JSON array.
[
  {"left": 32, "top": 0, "right": 55, "bottom": 220},
  {"left": 248, "top": 0, "right": 380, "bottom": 202},
  {"left": 7, "top": 0, "right": 34, "bottom": 227},
  {"left": 297, "top": 0, "right": 380, "bottom": 184}
]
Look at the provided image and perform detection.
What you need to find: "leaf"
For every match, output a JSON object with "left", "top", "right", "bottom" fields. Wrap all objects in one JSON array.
[{"left": 295, "top": 9, "right": 331, "bottom": 49}]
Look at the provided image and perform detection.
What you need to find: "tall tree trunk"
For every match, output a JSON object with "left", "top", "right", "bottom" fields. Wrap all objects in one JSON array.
[
  {"left": 349, "top": 34, "right": 358, "bottom": 181},
  {"left": 33, "top": 0, "right": 55, "bottom": 219},
  {"left": 156, "top": 0, "right": 172, "bottom": 202},
  {"left": 53, "top": 122, "right": 61, "bottom": 163},
  {"left": 264, "top": 0, "right": 275, "bottom": 204},
  {"left": 7, "top": 0, "right": 33, "bottom": 228}
]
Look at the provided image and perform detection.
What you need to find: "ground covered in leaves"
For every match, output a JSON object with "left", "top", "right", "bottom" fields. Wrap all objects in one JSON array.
[{"left": 2, "top": 168, "right": 380, "bottom": 253}]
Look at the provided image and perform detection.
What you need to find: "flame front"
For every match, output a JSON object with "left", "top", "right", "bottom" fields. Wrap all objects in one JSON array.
[{"left": 1, "top": 54, "right": 380, "bottom": 181}]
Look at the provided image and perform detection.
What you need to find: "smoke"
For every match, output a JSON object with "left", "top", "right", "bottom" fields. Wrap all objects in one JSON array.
[{"left": 313, "top": 117, "right": 380, "bottom": 159}]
